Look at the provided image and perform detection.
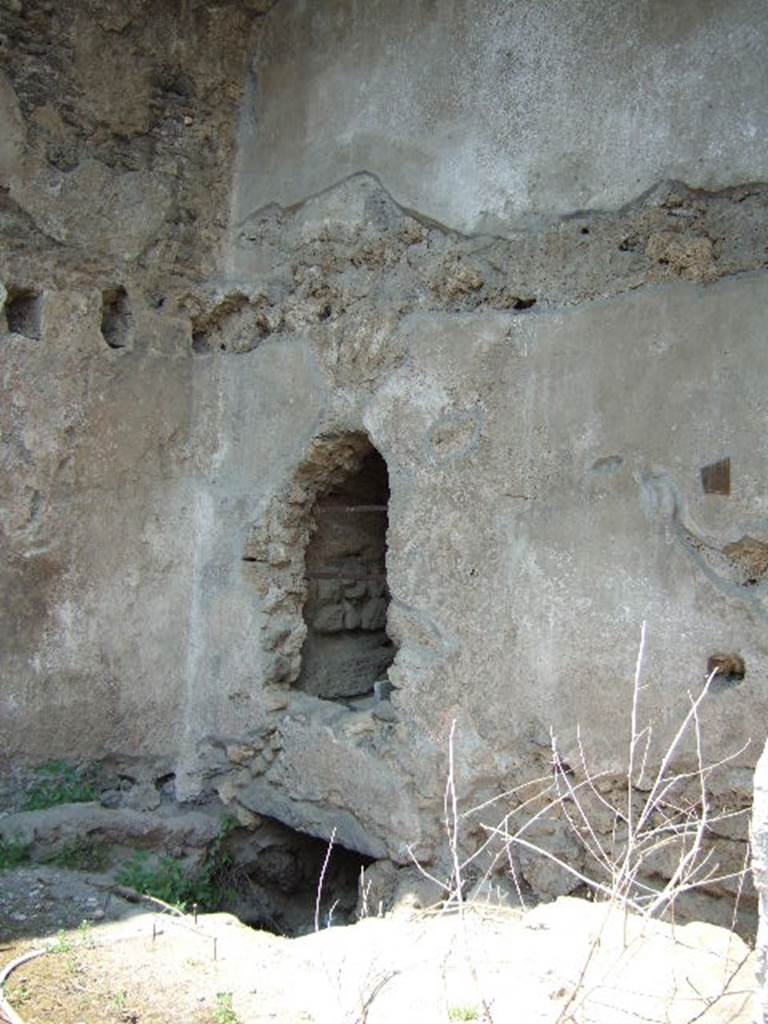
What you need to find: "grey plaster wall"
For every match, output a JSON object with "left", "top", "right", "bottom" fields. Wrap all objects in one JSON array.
[
  {"left": 234, "top": 0, "right": 768, "bottom": 232},
  {"left": 183, "top": 270, "right": 768, "bottom": 878},
  {"left": 0, "top": 289, "right": 196, "bottom": 765},
  {"left": 0, "top": 0, "right": 261, "bottom": 772}
]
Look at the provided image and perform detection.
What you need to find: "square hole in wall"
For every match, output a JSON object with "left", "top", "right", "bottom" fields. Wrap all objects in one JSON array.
[
  {"left": 700, "top": 458, "right": 730, "bottom": 495},
  {"left": 5, "top": 287, "right": 42, "bottom": 339}
]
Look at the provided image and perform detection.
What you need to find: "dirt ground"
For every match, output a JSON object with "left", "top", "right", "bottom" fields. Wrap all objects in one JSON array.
[
  {"left": 0, "top": 864, "right": 759, "bottom": 1024},
  {"left": 0, "top": 865, "right": 295, "bottom": 1024},
  {"left": 2, "top": 917, "right": 289, "bottom": 1024},
  {"left": 0, "top": 865, "right": 173, "bottom": 1023},
  {"left": 0, "top": 865, "right": 141, "bottom": 945}
]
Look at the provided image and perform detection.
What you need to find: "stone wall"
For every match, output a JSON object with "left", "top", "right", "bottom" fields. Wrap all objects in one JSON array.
[
  {"left": 2, "top": 0, "right": 767, "bottom": 921},
  {"left": 0, "top": 0, "right": 263, "bottom": 767}
]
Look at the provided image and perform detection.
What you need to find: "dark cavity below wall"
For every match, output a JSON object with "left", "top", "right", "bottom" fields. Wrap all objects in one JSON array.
[{"left": 227, "top": 815, "right": 373, "bottom": 936}]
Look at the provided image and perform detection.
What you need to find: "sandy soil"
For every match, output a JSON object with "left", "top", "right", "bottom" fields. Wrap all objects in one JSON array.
[{"left": 0, "top": 865, "right": 758, "bottom": 1024}]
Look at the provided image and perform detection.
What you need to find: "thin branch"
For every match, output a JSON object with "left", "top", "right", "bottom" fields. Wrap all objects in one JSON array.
[{"left": 314, "top": 826, "right": 337, "bottom": 932}]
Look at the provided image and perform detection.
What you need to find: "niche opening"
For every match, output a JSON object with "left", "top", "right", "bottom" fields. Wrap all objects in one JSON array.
[
  {"left": 707, "top": 652, "right": 745, "bottom": 689},
  {"left": 5, "top": 287, "right": 42, "bottom": 339},
  {"left": 296, "top": 442, "right": 394, "bottom": 702},
  {"left": 100, "top": 286, "right": 133, "bottom": 350}
]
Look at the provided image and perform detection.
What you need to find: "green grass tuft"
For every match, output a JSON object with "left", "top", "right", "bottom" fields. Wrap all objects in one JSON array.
[
  {"left": 448, "top": 1008, "right": 479, "bottom": 1021},
  {"left": 214, "top": 992, "right": 240, "bottom": 1024},
  {"left": 44, "top": 837, "right": 111, "bottom": 872},
  {"left": 0, "top": 837, "right": 30, "bottom": 870},
  {"left": 24, "top": 761, "right": 97, "bottom": 811},
  {"left": 115, "top": 815, "right": 239, "bottom": 913}
]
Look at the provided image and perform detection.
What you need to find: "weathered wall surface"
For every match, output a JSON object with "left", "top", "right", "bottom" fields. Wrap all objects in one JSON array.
[
  {"left": 1, "top": 297, "right": 194, "bottom": 764},
  {"left": 233, "top": 0, "right": 768, "bottom": 231},
  {"left": 2, "top": 0, "right": 768, "bottom": 922},
  {"left": 0, "top": 0, "right": 265, "bottom": 769},
  {"left": 183, "top": 250, "right": 768, "bottom": 879}
]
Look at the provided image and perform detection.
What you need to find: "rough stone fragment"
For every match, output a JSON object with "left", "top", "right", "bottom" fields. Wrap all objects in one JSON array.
[
  {"left": 723, "top": 536, "right": 768, "bottom": 584},
  {"left": 516, "top": 817, "right": 584, "bottom": 899},
  {"left": 645, "top": 231, "right": 715, "bottom": 280},
  {"left": 122, "top": 783, "right": 161, "bottom": 813},
  {"left": 226, "top": 744, "right": 257, "bottom": 766},
  {"left": 361, "top": 597, "right": 387, "bottom": 631},
  {"left": 0, "top": 71, "right": 25, "bottom": 182},
  {"left": 312, "top": 604, "right": 345, "bottom": 634},
  {"left": 343, "top": 601, "right": 361, "bottom": 630}
]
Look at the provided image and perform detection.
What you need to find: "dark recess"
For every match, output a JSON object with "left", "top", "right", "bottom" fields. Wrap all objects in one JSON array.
[
  {"left": 227, "top": 819, "right": 373, "bottom": 936},
  {"left": 707, "top": 652, "right": 745, "bottom": 689},
  {"left": 5, "top": 287, "right": 42, "bottom": 339},
  {"left": 296, "top": 444, "right": 395, "bottom": 701},
  {"left": 101, "top": 287, "right": 133, "bottom": 350},
  {"left": 701, "top": 457, "right": 730, "bottom": 495}
]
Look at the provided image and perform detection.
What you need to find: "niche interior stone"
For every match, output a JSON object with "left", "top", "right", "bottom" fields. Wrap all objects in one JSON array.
[{"left": 295, "top": 445, "right": 394, "bottom": 701}]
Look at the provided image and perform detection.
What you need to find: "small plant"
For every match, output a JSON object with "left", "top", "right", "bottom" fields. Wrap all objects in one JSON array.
[
  {"left": 11, "top": 979, "right": 32, "bottom": 1006},
  {"left": 214, "top": 991, "right": 240, "bottom": 1024},
  {"left": 448, "top": 1008, "right": 479, "bottom": 1022},
  {"left": 49, "top": 930, "right": 74, "bottom": 954},
  {"left": 116, "top": 852, "right": 190, "bottom": 910},
  {"left": 78, "top": 919, "right": 95, "bottom": 949},
  {"left": 44, "top": 837, "right": 111, "bottom": 872},
  {"left": 24, "top": 761, "right": 96, "bottom": 811},
  {"left": 111, "top": 989, "right": 127, "bottom": 1012},
  {"left": 0, "top": 836, "right": 29, "bottom": 870},
  {"left": 115, "top": 816, "right": 239, "bottom": 913},
  {"left": 48, "top": 929, "right": 81, "bottom": 976},
  {"left": 195, "top": 814, "right": 238, "bottom": 909}
]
